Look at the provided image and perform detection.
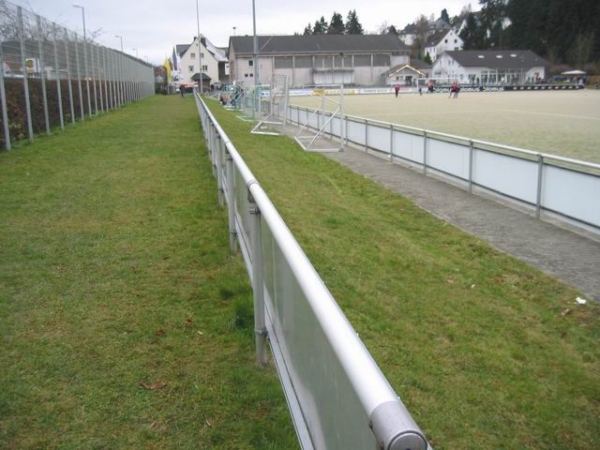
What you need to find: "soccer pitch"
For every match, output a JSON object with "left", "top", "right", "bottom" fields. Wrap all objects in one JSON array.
[{"left": 290, "top": 89, "right": 600, "bottom": 164}]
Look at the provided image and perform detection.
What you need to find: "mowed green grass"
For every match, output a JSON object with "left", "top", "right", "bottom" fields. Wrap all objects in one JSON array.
[
  {"left": 291, "top": 90, "right": 600, "bottom": 164},
  {"left": 0, "top": 95, "right": 298, "bottom": 449},
  {"left": 206, "top": 98, "right": 599, "bottom": 450},
  {"left": 1, "top": 93, "right": 598, "bottom": 450}
]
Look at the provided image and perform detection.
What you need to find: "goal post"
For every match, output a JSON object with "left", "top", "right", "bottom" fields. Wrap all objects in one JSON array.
[
  {"left": 251, "top": 74, "right": 289, "bottom": 136},
  {"left": 294, "top": 84, "right": 345, "bottom": 153}
]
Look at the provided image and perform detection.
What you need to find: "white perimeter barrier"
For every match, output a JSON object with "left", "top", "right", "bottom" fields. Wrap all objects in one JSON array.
[
  {"left": 194, "top": 92, "right": 431, "bottom": 450},
  {"left": 287, "top": 104, "right": 600, "bottom": 236}
]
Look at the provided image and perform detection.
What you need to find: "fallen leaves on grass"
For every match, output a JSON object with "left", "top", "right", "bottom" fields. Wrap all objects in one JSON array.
[{"left": 139, "top": 381, "right": 167, "bottom": 390}]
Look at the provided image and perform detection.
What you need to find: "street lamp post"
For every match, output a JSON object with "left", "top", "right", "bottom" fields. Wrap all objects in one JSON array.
[
  {"left": 195, "top": 0, "right": 203, "bottom": 94},
  {"left": 73, "top": 3, "right": 91, "bottom": 116}
]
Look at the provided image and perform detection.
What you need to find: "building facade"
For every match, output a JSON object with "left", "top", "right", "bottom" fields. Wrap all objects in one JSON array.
[
  {"left": 431, "top": 50, "right": 548, "bottom": 85},
  {"left": 175, "top": 35, "right": 228, "bottom": 87},
  {"left": 424, "top": 29, "right": 464, "bottom": 62},
  {"left": 228, "top": 34, "right": 410, "bottom": 88}
]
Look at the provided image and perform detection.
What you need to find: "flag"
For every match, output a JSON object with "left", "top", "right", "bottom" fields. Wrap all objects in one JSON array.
[{"left": 164, "top": 57, "right": 172, "bottom": 83}]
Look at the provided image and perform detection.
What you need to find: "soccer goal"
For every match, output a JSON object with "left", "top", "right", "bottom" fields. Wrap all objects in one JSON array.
[
  {"left": 220, "top": 83, "right": 244, "bottom": 110},
  {"left": 294, "top": 84, "right": 345, "bottom": 152},
  {"left": 251, "top": 75, "right": 289, "bottom": 136},
  {"left": 238, "top": 84, "right": 270, "bottom": 122}
]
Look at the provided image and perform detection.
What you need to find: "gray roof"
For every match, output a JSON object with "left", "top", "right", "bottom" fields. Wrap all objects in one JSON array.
[
  {"left": 176, "top": 44, "right": 189, "bottom": 57},
  {"left": 425, "top": 30, "right": 449, "bottom": 47},
  {"left": 410, "top": 58, "right": 432, "bottom": 70},
  {"left": 229, "top": 34, "right": 409, "bottom": 56},
  {"left": 444, "top": 50, "right": 549, "bottom": 69}
]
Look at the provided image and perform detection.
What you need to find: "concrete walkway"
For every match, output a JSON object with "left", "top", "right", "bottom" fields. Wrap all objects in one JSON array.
[{"left": 324, "top": 147, "right": 600, "bottom": 301}]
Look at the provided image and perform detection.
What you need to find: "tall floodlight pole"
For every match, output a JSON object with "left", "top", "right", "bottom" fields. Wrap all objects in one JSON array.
[
  {"left": 195, "top": 0, "right": 203, "bottom": 93},
  {"left": 252, "top": 0, "right": 258, "bottom": 85},
  {"left": 252, "top": 0, "right": 259, "bottom": 119},
  {"left": 73, "top": 3, "right": 91, "bottom": 116}
]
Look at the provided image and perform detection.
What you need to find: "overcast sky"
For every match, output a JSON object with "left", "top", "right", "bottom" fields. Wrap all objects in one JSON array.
[{"left": 13, "top": 0, "right": 478, "bottom": 65}]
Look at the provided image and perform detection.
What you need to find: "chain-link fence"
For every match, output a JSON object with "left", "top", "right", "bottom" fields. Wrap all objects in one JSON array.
[{"left": 0, "top": 0, "right": 155, "bottom": 150}]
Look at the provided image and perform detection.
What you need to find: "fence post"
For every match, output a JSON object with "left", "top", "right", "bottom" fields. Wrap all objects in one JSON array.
[
  {"left": 468, "top": 140, "right": 474, "bottom": 193},
  {"left": 225, "top": 151, "right": 237, "bottom": 255},
  {"left": 389, "top": 123, "right": 394, "bottom": 162},
  {"left": 64, "top": 30, "right": 75, "bottom": 124},
  {"left": 17, "top": 7, "right": 34, "bottom": 140},
  {"left": 73, "top": 33, "right": 85, "bottom": 121},
  {"left": 365, "top": 119, "right": 369, "bottom": 153},
  {"left": 215, "top": 134, "right": 224, "bottom": 207},
  {"left": 249, "top": 193, "right": 267, "bottom": 366},
  {"left": 536, "top": 153, "right": 544, "bottom": 219},
  {"left": 423, "top": 131, "right": 428, "bottom": 174},
  {"left": 82, "top": 34, "right": 91, "bottom": 116},
  {"left": 0, "top": 34, "right": 11, "bottom": 150},
  {"left": 36, "top": 15, "right": 51, "bottom": 136},
  {"left": 51, "top": 24, "right": 65, "bottom": 131},
  {"left": 90, "top": 41, "right": 99, "bottom": 114}
]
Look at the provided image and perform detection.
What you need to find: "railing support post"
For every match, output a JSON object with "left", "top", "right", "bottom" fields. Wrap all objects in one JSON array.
[
  {"left": 249, "top": 195, "right": 267, "bottom": 366},
  {"left": 215, "top": 134, "right": 224, "bottom": 207},
  {"left": 226, "top": 152, "right": 237, "bottom": 254},
  {"left": 389, "top": 123, "right": 394, "bottom": 163},
  {"left": 536, "top": 153, "right": 544, "bottom": 219},
  {"left": 423, "top": 131, "right": 428, "bottom": 175},
  {"left": 468, "top": 140, "right": 474, "bottom": 193}
]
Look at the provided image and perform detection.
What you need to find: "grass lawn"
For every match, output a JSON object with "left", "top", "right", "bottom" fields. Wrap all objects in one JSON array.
[
  {"left": 1, "top": 92, "right": 598, "bottom": 450},
  {"left": 205, "top": 97, "right": 600, "bottom": 450},
  {"left": 0, "top": 95, "right": 297, "bottom": 449}
]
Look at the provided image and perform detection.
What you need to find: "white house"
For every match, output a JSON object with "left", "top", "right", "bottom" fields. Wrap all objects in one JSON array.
[
  {"left": 431, "top": 50, "right": 548, "bottom": 85},
  {"left": 175, "top": 35, "right": 228, "bottom": 87},
  {"left": 424, "top": 29, "right": 463, "bottom": 62}
]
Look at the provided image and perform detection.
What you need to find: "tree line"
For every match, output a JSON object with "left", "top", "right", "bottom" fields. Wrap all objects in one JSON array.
[
  {"left": 301, "top": 0, "right": 599, "bottom": 67},
  {"left": 461, "top": 0, "right": 599, "bottom": 66},
  {"left": 302, "top": 10, "right": 364, "bottom": 35}
]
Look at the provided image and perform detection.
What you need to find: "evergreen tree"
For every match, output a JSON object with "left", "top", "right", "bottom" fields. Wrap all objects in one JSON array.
[
  {"left": 328, "top": 12, "right": 345, "bottom": 34},
  {"left": 423, "top": 53, "right": 433, "bottom": 65},
  {"left": 345, "top": 10, "right": 363, "bottom": 35},
  {"left": 459, "top": 13, "right": 485, "bottom": 50},
  {"left": 313, "top": 16, "right": 328, "bottom": 34},
  {"left": 303, "top": 23, "right": 313, "bottom": 35},
  {"left": 478, "top": 0, "right": 507, "bottom": 48},
  {"left": 440, "top": 9, "right": 451, "bottom": 25},
  {"left": 388, "top": 25, "right": 398, "bottom": 36}
]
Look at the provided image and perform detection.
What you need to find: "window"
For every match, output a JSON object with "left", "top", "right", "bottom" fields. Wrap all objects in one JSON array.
[
  {"left": 188, "top": 65, "right": 194, "bottom": 72},
  {"left": 202, "top": 65, "right": 208, "bottom": 72},
  {"left": 248, "top": 60, "right": 254, "bottom": 67},
  {"left": 444, "top": 39, "right": 448, "bottom": 43},
  {"left": 295, "top": 56, "right": 312, "bottom": 68},
  {"left": 191, "top": 52, "right": 195, "bottom": 58}
]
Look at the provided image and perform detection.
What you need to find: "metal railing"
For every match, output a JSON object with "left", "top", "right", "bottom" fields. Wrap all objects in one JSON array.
[
  {"left": 194, "top": 91, "right": 430, "bottom": 450},
  {"left": 288, "top": 104, "right": 600, "bottom": 236},
  {"left": 0, "top": 0, "right": 154, "bottom": 150}
]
